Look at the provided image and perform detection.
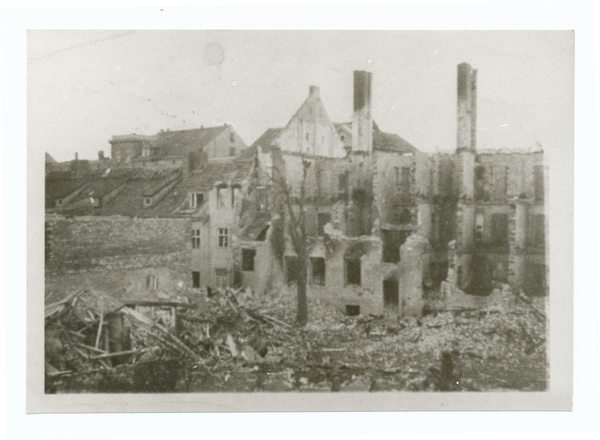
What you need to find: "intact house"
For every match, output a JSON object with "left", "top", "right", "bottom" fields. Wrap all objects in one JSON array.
[
  {"left": 45, "top": 64, "right": 547, "bottom": 319},
  {"left": 45, "top": 125, "right": 252, "bottom": 303},
  {"left": 109, "top": 124, "right": 247, "bottom": 170}
]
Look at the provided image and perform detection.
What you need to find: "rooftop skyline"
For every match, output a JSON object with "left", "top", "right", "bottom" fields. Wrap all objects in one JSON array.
[{"left": 29, "top": 30, "right": 573, "bottom": 162}]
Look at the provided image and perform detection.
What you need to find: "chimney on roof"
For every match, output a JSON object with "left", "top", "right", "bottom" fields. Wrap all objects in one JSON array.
[
  {"left": 352, "top": 70, "right": 373, "bottom": 153},
  {"left": 456, "top": 62, "right": 477, "bottom": 151},
  {"left": 75, "top": 152, "right": 79, "bottom": 161},
  {"left": 98, "top": 151, "right": 105, "bottom": 161},
  {"left": 309, "top": 85, "right": 320, "bottom": 98}
]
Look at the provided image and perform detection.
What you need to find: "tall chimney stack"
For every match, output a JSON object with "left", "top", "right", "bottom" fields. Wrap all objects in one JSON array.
[
  {"left": 352, "top": 70, "right": 373, "bottom": 153},
  {"left": 75, "top": 152, "right": 79, "bottom": 161},
  {"left": 456, "top": 62, "right": 477, "bottom": 151},
  {"left": 309, "top": 85, "right": 320, "bottom": 98}
]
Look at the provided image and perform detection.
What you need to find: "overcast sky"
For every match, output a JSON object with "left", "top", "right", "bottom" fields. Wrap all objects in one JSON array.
[{"left": 28, "top": 30, "right": 573, "bottom": 162}]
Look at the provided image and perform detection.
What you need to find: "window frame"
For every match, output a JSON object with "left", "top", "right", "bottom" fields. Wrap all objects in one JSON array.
[
  {"left": 218, "top": 228, "right": 229, "bottom": 248},
  {"left": 215, "top": 268, "right": 229, "bottom": 289},
  {"left": 191, "top": 229, "right": 201, "bottom": 249},
  {"left": 189, "top": 192, "right": 204, "bottom": 209}
]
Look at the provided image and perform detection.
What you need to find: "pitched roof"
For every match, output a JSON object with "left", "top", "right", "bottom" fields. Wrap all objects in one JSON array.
[
  {"left": 372, "top": 122, "right": 418, "bottom": 153},
  {"left": 240, "top": 128, "right": 284, "bottom": 160},
  {"left": 138, "top": 126, "right": 229, "bottom": 161},
  {"left": 183, "top": 159, "right": 252, "bottom": 190},
  {"left": 45, "top": 168, "right": 186, "bottom": 217},
  {"left": 45, "top": 152, "right": 57, "bottom": 163}
]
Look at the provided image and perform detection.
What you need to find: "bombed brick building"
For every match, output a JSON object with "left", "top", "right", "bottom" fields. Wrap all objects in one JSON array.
[
  {"left": 45, "top": 62, "right": 547, "bottom": 319},
  {"left": 232, "top": 63, "right": 547, "bottom": 318}
]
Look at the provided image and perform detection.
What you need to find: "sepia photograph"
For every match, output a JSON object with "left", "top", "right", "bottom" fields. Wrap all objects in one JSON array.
[{"left": 28, "top": 28, "right": 574, "bottom": 411}]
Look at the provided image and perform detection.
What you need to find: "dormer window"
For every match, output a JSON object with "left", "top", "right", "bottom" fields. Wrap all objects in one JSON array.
[
  {"left": 144, "top": 197, "right": 152, "bottom": 207},
  {"left": 142, "top": 147, "right": 151, "bottom": 157},
  {"left": 189, "top": 192, "right": 204, "bottom": 209}
]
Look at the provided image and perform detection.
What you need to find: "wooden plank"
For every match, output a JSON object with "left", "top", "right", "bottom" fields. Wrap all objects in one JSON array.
[
  {"left": 89, "top": 349, "right": 140, "bottom": 360},
  {"left": 75, "top": 343, "right": 108, "bottom": 354},
  {"left": 94, "top": 310, "right": 104, "bottom": 349}
]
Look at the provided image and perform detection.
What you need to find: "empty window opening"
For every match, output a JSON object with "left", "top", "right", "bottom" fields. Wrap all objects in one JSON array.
[
  {"left": 491, "top": 213, "right": 508, "bottom": 246},
  {"left": 491, "top": 166, "right": 508, "bottom": 200},
  {"left": 230, "top": 132, "right": 235, "bottom": 143},
  {"left": 492, "top": 261, "right": 508, "bottom": 282},
  {"left": 56, "top": 199, "right": 63, "bottom": 207},
  {"left": 534, "top": 166, "right": 544, "bottom": 201},
  {"left": 218, "top": 228, "right": 229, "bottom": 248},
  {"left": 217, "top": 185, "right": 229, "bottom": 209},
  {"left": 256, "top": 225, "right": 269, "bottom": 242},
  {"left": 192, "top": 271, "right": 200, "bottom": 288},
  {"left": 191, "top": 229, "right": 201, "bottom": 249},
  {"left": 144, "top": 197, "right": 152, "bottom": 207},
  {"left": 231, "top": 185, "right": 241, "bottom": 208},
  {"left": 475, "top": 212, "right": 484, "bottom": 241},
  {"left": 242, "top": 249, "right": 256, "bottom": 272},
  {"left": 215, "top": 269, "right": 229, "bottom": 289},
  {"left": 530, "top": 214, "right": 545, "bottom": 248},
  {"left": 525, "top": 263, "right": 546, "bottom": 296},
  {"left": 338, "top": 172, "right": 349, "bottom": 202},
  {"left": 317, "top": 213, "right": 331, "bottom": 236},
  {"left": 311, "top": 257, "right": 326, "bottom": 285},
  {"left": 345, "top": 305, "right": 360, "bottom": 316},
  {"left": 398, "top": 208, "right": 412, "bottom": 224},
  {"left": 457, "top": 266, "right": 463, "bottom": 287},
  {"left": 189, "top": 192, "right": 204, "bottom": 209},
  {"left": 257, "top": 187, "right": 269, "bottom": 212},
  {"left": 383, "top": 279, "right": 400, "bottom": 312},
  {"left": 229, "top": 147, "right": 236, "bottom": 157},
  {"left": 345, "top": 258, "right": 361, "bottom": 285},
  {"left": 400, "top": 167, "right": 411, "bottom": 193},
  {"left": 430, "top": 262, "right": 448, "bottom": 287},
  {"left": 285, "top": 256, "right": 299, "bottom": 285},
  {"left": 381, "top": 229, "right": 410, "bottom": 263}
]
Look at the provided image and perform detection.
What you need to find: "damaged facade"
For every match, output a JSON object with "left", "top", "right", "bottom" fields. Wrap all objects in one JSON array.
[{"left": 46, "top": 63, "right": 547, "bottom": 321}]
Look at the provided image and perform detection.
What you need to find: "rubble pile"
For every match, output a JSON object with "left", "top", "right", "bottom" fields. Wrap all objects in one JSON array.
[{"left": 45, "top": 284, "right": 547, "bottom": 393}]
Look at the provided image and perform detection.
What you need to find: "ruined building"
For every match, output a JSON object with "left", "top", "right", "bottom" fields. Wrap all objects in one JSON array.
[{"left": 45, "top": 63, "right": 547, "bottom": 319}]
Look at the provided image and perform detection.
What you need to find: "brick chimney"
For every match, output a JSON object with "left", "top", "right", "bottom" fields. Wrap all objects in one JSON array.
[
  {"left": 309, "top": 85, "right": 320, "bottom": 98},
  {"left": 352, "top": 70, "right": 373, "bottom": 153},
  {"left": 456, "top": 62, "right": 477, "bottom": 151},
  {"left": 98, "top": 150, "right": 105, "bottom": 160}
]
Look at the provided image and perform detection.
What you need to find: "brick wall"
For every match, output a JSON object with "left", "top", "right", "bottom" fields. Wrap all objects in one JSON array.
[{"left": 46, "top": 216, "right": 191, "bottom": 274}]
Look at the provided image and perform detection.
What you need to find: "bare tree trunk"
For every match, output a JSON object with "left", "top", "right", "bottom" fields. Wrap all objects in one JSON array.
[{"left": 296, "top": 250, "right": 308, "bottom": 326}]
